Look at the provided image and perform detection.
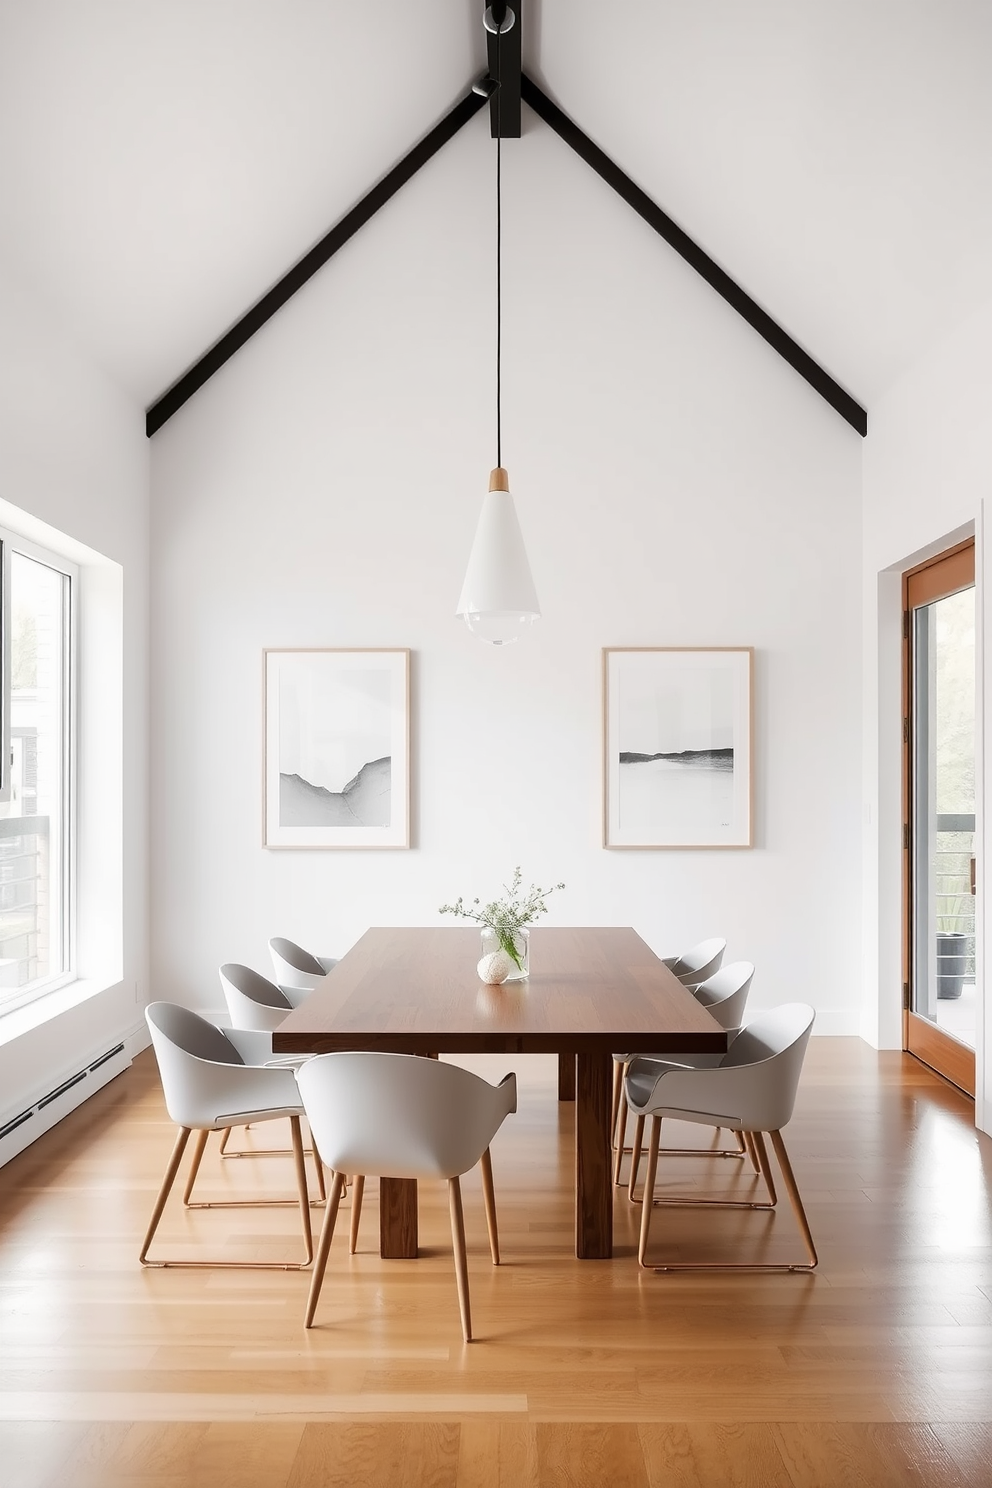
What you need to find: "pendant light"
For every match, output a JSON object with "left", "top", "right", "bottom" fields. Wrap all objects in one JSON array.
[{"left": 456, "top": 4, "right": 540, "bottom": 646}]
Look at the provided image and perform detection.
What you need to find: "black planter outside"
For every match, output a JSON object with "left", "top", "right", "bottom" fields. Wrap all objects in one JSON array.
[{"left": 936, "top": 932, "right": 967, "bottom": 1000}]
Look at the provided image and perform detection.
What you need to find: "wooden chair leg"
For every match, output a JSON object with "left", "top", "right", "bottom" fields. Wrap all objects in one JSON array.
[
  {"left": 613, "top": 1085, "right": 629, "bottom": 1185},
  {"left": 182, "top": 1128, "right": 210, "bottom": 1206},
  {"left": 139, "top": 1127, "right": 191, "bottom": 1264},
  {"left": 448, "top": 1176, "right": 473, "bottom": 1343},
  {"left": 349, "top": 1174, "right": 365, "bottom": 1254},
  {"left": 610, "top": 1062, "right": 623, "bottom": 1147},
  {"left": 289, "top": 1115, "right": 313, "bottom": 1264},
  {"left": 218, "top": 1127, "right": 232, "bottom": 1155},
  {"left": 770, "top": 1129, "right": 818, "bottom": 1270},
  {"left": 304, "top": 1170, "right": 345, "bottom": 1327},
  {"left": 480, "top": 1148, "right": 500, "bottom": 1264},
  {"left": 750, "top": 1130, "right": 778, "bottom": 1209},
  {"left": 628, "top": 1114, "right": 645, "bottom": 1200},
  {"left": 743, "top": 1130, "right": 760, "bottom": 1172},
  {"left": 636, "top": 1116, "right": 662, "bottom": 1268}
]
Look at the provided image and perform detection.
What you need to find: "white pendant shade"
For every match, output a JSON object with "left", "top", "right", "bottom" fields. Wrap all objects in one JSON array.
[{"left": 456, "top": 468, "right": 541, "bottom": 645}]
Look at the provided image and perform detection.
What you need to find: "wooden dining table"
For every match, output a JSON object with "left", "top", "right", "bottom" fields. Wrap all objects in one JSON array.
[{"left": 272, "top": 925, "right": 728, "bottom": 1259}]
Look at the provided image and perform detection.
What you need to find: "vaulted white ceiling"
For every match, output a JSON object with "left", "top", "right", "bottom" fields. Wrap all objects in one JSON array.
[{"left": 1, "top": 1, "right": 989, "bottom": 415}]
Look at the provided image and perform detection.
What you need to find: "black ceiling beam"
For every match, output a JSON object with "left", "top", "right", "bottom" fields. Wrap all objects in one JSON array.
[
  {"left": 486, "top": 1, "right": 521, "bottom": 138},
  {"left": 520, "top": 75, "right": 867, "bottom": 437},
  {"left": 145, "top": 88, "right": 489, "bottom": 436}
]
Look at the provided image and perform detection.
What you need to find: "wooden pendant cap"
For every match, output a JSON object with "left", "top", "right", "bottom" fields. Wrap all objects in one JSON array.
[{"left": 489, "top": 467, "right": 510, "bottom": 492}]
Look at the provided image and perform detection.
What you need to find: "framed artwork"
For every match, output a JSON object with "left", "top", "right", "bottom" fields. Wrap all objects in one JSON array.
[
  {"left": 603, "top": 647, "right": 753, "bottom": 849},
  {"left": 263, "top": 649, "right": 410, "bottom": 849}
]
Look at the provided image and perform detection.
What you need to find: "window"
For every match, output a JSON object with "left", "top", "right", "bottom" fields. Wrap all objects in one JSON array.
[{"left": 0, "top": 530, "right": 74, "bottom": 1012}]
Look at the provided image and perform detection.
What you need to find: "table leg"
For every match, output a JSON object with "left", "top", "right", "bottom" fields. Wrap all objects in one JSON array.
[
  {"left": 377, "top": 1049, "right": 437, "bottom": 1259},
  {"left": 575, "top": 1050, "right": 613, "bottom": 1259},
  {"left": 558, "top": 1051, "right": 576, "bottom": 1102},
  {"left": 379, "top": 1177, "right": 418, "bottom": 1258}
]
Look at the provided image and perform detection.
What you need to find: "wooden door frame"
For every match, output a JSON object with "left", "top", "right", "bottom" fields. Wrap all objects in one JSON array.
[{"left": 902, "top": 537, "right": 976, "bottom": 1095}]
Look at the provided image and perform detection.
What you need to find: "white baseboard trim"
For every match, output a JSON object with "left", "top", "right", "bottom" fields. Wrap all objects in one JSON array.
[{"left": 0, "top": 1021, "right": 150, "bottom": 1169}]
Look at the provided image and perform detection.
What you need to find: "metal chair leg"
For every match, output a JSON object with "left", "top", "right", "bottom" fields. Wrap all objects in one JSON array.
[
  {"left": 637, "top": 1125, "right": 818, "bottom": 1272},
  {"left": 183, "top": 1126, "right": 319, "bottom": 1212},
  {"left": 141, "top": 1120, "right": 314, "bottom": 1269}
]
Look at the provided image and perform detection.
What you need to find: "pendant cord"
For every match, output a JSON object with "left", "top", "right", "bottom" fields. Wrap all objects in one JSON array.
[{"left": 496, "top": 23, "right": 502, "bottom": 469}]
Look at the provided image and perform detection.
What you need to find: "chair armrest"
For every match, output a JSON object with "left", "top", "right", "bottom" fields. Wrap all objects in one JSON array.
[{"left": 625, "top": 1062, "right": 757, "bottom": 1128}]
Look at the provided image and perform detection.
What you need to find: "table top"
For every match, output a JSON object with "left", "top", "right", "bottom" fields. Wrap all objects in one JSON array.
[{"left": 272, "top": 926, "right": 729, "bottom": 1056}]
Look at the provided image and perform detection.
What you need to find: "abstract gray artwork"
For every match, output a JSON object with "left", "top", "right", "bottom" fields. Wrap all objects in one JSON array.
[
  {"left": 604, "top": 648, "right": 752, "bottom": 848},
  {"left": 264, "top": 650, "right": 409, "bottom": 848}
]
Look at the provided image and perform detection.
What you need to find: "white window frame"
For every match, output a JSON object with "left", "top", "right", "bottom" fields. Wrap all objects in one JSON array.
[{"left": 0, "top": 525, "right": 76, "bottom": 1015}]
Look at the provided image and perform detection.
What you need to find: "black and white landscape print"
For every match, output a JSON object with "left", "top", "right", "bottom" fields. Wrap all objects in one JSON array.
[
  {"left": 280, "top": 755, "right": 391, "bottom": 828},
  {"left": 605, "top": 649, "right": 751, "bottom": 847},
  {"left": 264, "top": 650, "right": 410, "bottom": 848}
]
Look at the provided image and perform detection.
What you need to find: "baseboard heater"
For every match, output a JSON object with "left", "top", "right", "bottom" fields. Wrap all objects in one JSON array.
[{"left": 0, "top": 1041, "right": 126, "bottom": 1144}]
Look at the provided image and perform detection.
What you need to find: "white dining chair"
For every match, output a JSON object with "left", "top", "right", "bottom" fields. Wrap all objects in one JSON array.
[
  {"left": 613, "top": 961, "right": 755, "bottom": 1186},
  {"left": 296, "top": 1052, "right": 517, "bottom": 1341},
  {"left": 217, "top": 963, "right": 327, "bottom": 1199},
  {"left": 663, "top": 936, "right": 728, "bottom": 987},
  {"left": 140, "top": 1002, "right": 313, "bottom": 1269},
  {"left": 269, "top": 937, "right": 338, "bottom": 991},
  {"left": 625, "top": 1002, "right": 817, "bottom": 1273},
  {"left": 220, "top": 962, "right": 309, "bottom": 1033},
  {"left": 611, "top": 936, "right": 729, "bottom": 1142}
]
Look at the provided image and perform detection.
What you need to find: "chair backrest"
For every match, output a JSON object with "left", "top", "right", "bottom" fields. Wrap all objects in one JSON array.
[
  {"left": 692, "top": 960, "right": 754, "bottom": 1031},
  {"left": 718, "top": 1002, "right": 815, "bottom": 1130},
  {"left": 632, "top": 1002, "right": 814, "bottom": 1133},
  {"left": 296, "top": 1052, "right": 517, "bottom": 1181},
  {"left": 145, "top": 1001, "right": 301, "bottom": 1130},
  {"left": 147, "top": 1001, "right": 244, "bottom": 1065},
  {"left": 672, "top": 936, "right": 727, "bottom": 985},
  {"left": 220, "top": 963, "right": 293, "bottom": 1032},
  {"left": 269, "top": 937, "right": 336, "bottom": 991}
]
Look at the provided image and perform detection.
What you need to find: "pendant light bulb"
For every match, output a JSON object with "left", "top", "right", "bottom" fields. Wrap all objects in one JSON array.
[{"left": 456, "top": 467, "right": 540, "bottom": 646}]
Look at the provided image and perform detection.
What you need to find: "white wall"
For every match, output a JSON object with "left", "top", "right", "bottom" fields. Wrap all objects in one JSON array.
[
  {"left": 861, "top": 295, "right": 992, "bottom": 1131},
  {"left": 150, "top": 117, "right": 863, "bottom": 1031},
  {"left": 0, "top": 257, "right": 149, "bottom": 1156}
]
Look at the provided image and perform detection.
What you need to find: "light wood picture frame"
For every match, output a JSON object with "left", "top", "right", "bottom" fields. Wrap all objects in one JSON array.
[
  {"left": 263, "top": 648, "right": 410, "bottom": 849},
  {"left": 603, "top": 647, "right": 753, "bottom": 849}
]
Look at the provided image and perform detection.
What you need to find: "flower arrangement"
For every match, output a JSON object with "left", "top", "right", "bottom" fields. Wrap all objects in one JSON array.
[{"left": 439, "top": 866, "right": 565, "bottom": 970}]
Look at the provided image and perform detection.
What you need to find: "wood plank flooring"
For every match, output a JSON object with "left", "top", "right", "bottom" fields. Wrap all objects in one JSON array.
[{"left": 1, "top": 1040, "right": 991, "bottom": 1485}]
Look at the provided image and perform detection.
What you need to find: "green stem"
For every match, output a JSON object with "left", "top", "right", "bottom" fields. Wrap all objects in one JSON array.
[{"left": 497, "top": 928, "right": 524, "bottom": 969}]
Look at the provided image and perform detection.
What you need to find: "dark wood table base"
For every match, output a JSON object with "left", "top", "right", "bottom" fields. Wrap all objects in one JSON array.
[
  {"left": 379, "top": 1176, "right": 419, "bottom": 1258},
  {"left": 557, "top": 1051, "right": 576, "bottom": 1102},
  {"left": 379, "top": 1049, "right": 613, "bottom": 1261},
  {"left": 575, "top": 1052, "right": 612, "bottom": 1258}
]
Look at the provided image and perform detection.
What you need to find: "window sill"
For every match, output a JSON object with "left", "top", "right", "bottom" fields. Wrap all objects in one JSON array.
[{"left": 0, "top": 976, "right": 122, "bottom": 1048}]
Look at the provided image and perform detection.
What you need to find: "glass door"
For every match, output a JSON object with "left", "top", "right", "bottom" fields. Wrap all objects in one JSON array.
[{"left": 904, "top": 541, "right": 976, "bottom": 1094}]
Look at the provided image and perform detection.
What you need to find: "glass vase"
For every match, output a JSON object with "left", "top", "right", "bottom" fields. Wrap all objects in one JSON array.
[{"left": 480, "top": 925, "right": 529, "bottom": 981}]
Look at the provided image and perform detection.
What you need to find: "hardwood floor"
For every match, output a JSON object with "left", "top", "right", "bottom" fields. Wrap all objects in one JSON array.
[{"left": 2, "top": 1039, "right": 991, "bottom": 1486}]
